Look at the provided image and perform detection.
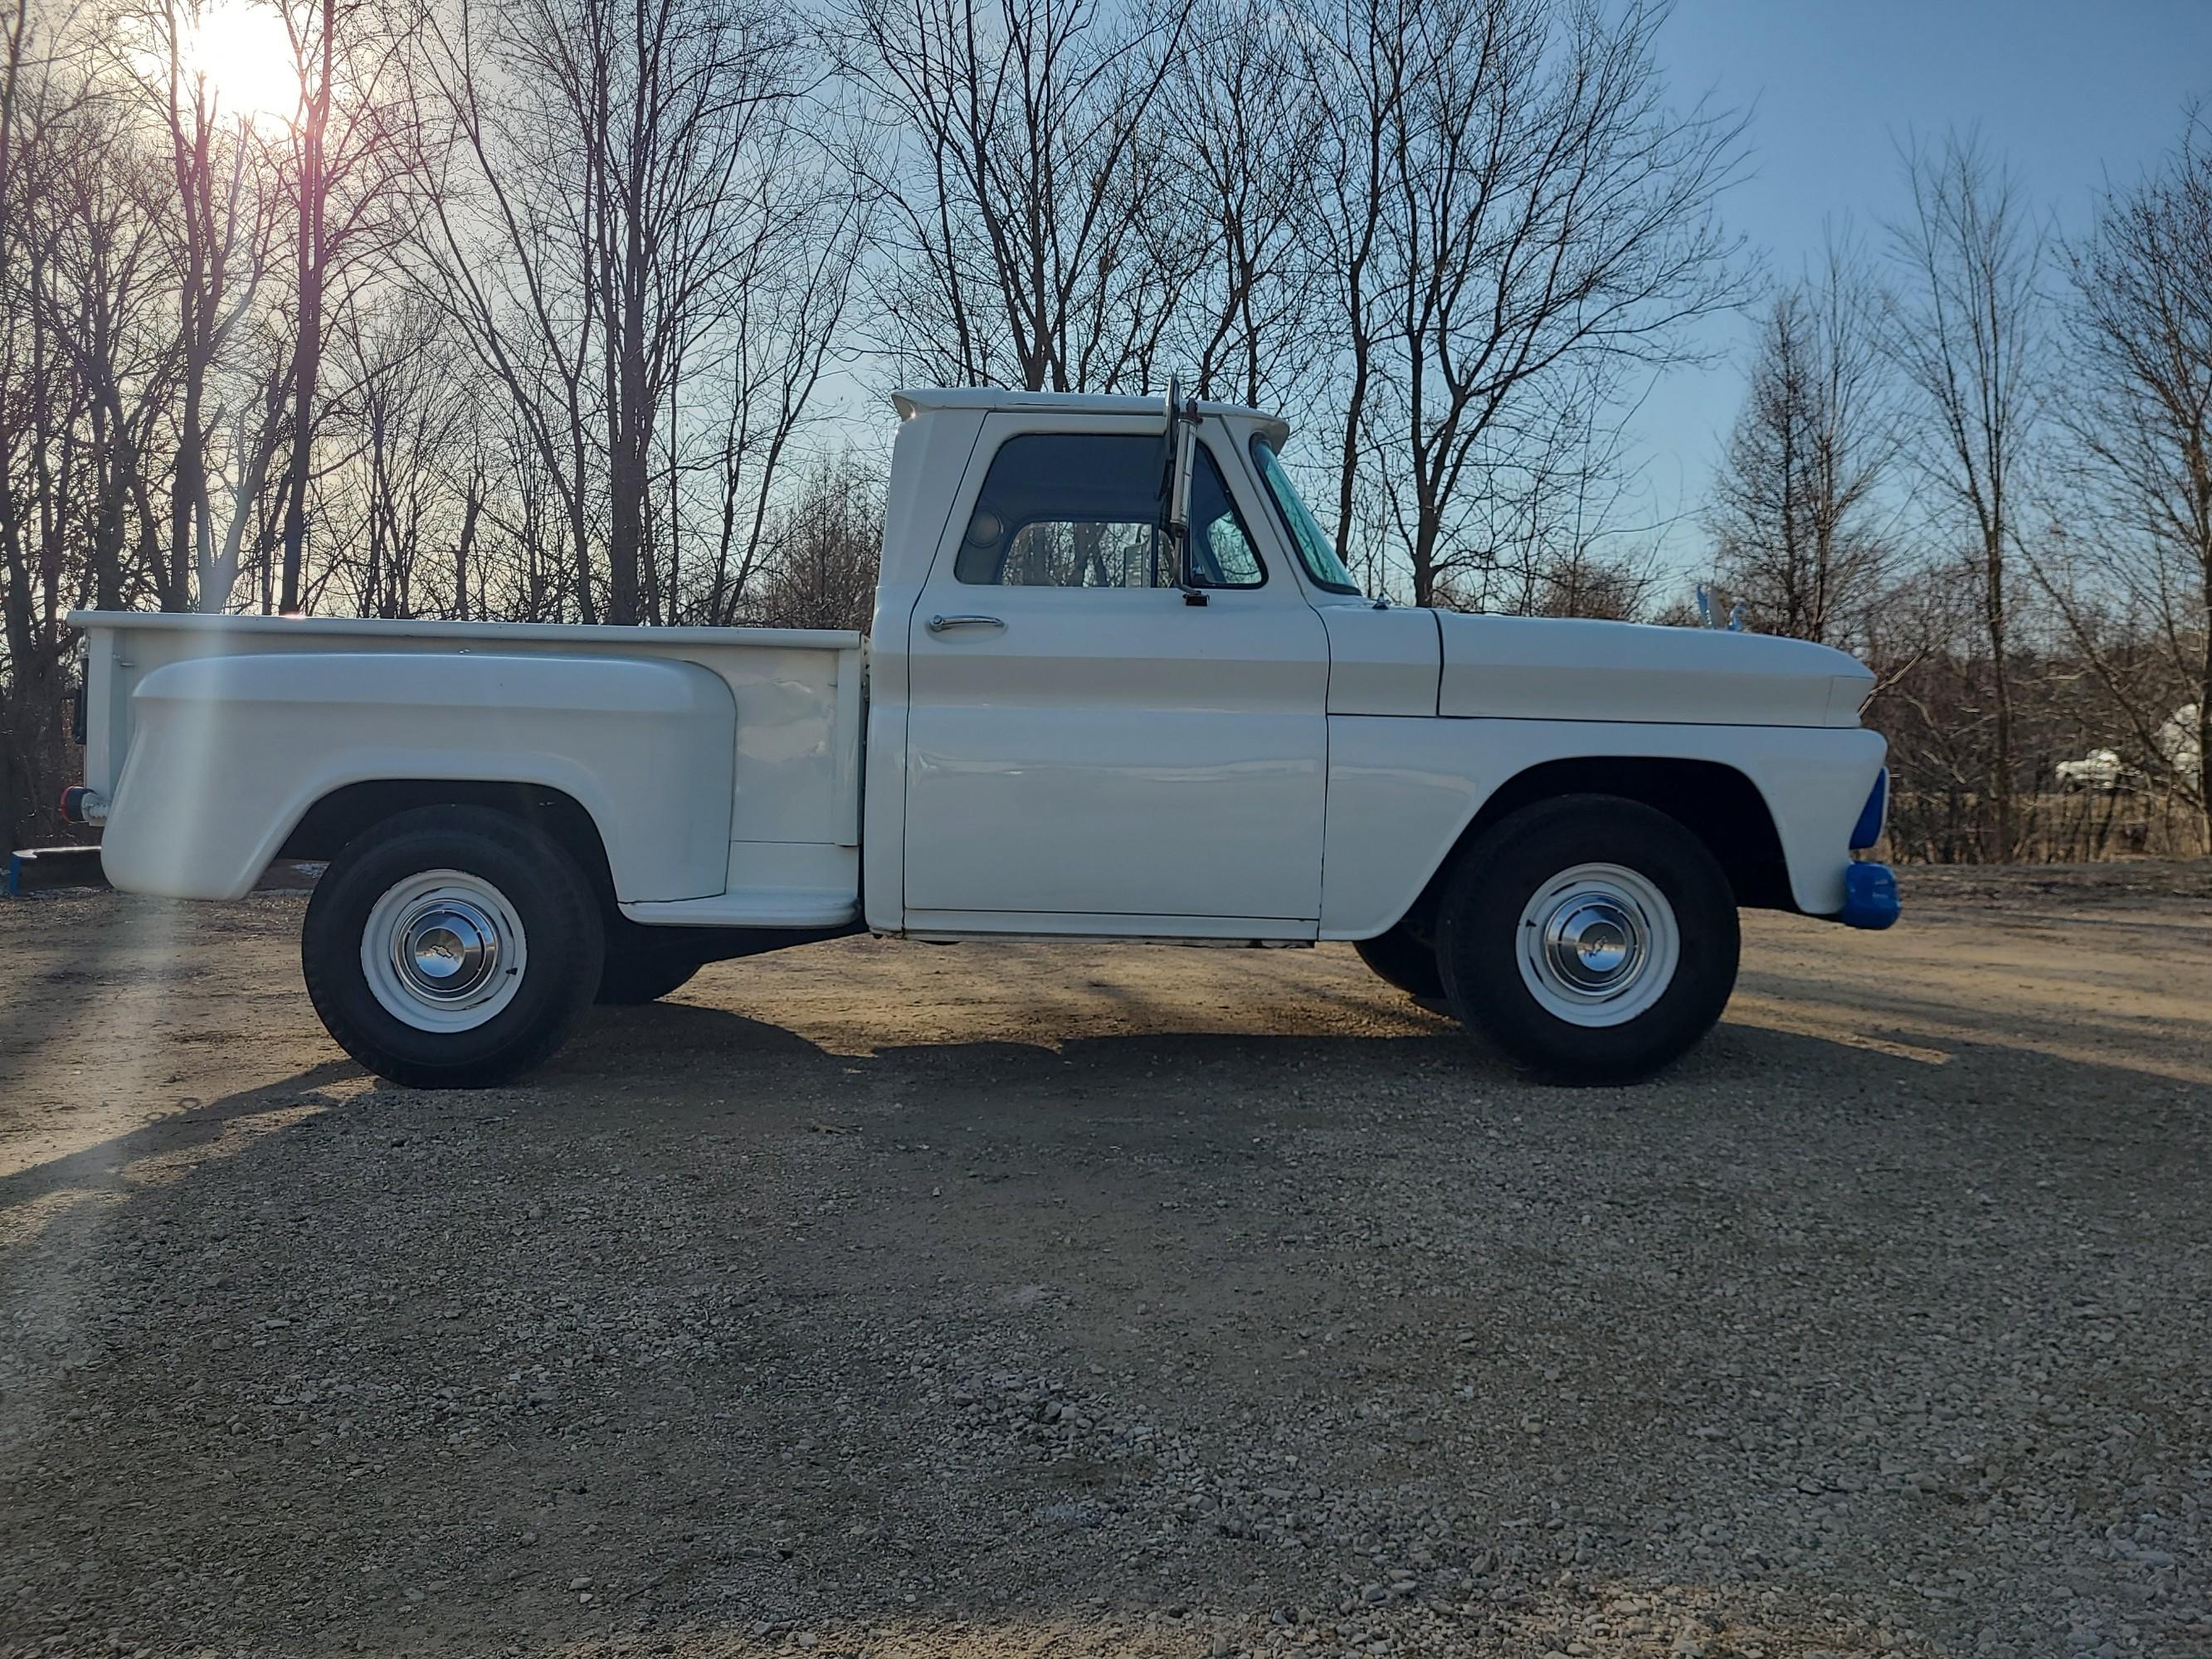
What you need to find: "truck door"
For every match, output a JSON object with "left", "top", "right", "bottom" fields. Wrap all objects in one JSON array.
[{"left": 901, "top": 414, "right": 1329, "bottom": 929}]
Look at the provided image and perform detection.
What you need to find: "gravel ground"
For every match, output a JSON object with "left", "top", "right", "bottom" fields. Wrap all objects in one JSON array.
[{"left": 1, "top": 865, "right": 2208, "bottom": 1659}]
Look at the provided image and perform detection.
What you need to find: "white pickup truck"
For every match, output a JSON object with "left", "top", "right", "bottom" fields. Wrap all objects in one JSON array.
[{"left": 66, "top": 388, "right": 1898, "bottom": 1087}]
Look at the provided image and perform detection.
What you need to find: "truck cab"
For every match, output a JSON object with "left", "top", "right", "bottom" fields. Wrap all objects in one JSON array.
[
  {"left": 868, "top": 389, "right": 1344, "bottom": 935},
  {"left": 67, "top": 387, "right": 1897, "bottom": 1089}
]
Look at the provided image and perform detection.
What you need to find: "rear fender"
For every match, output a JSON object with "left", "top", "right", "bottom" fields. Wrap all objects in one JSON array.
[{"left": 100, "top": 652, "right": 735, "bottom": 902}]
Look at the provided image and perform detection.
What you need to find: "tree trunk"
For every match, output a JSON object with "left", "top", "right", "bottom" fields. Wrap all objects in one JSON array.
[
  {"left": 1985, "top": 526, "right": 2012, "bottom": 859},
  {"left": 280, "top": 0, "right": 334, "bottom": 615}
]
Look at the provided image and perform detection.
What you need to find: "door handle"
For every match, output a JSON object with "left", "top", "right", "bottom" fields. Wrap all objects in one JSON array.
[{"left": 927, "top": 614, "right": 1006, "bottom": 633}]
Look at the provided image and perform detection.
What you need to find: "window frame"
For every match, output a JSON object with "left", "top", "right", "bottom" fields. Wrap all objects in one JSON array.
[
  {"left": 949, "top": 428, "right": 1268, "bottom": 591},
  {"left": 1247, "top": 432, "right": 1361, "bottom": 596}
]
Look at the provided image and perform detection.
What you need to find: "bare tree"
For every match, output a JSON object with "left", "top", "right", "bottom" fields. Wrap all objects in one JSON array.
[
  {"left": 1303, "top": 0, "right": 1747, "bottom": 606},
  {"left": 426, "top": 0, "right": 842, "bottom": 624},
  {"left": 831, "top": 0, "right": 1187, "bottom": 393},
  {"left": 1526, "top": 538, "right": 1663, "bottom": 620},
  {"left": 421, "top": 7, "right": 601, "bottom": 622},
  {"left": 269, "top": 0, "right": 424, "bottom": 613},
  {"left": 27, "top": 96, "right": 174, "bottom": 615},
  {"left": 0, "top": 0, "right": 86, "bottom": 844},
  {"left": 690, "top": 169, "right": 869, "bottom": 626},
  {"left": 1298, "top": 0, "right": 1389, "bottom": 575},
  {"left": 2039, "top": 108, "right": 2212, "bottom": 837},
  {"left": 1886, "top": 130, "right": 2046, "bottom": 859},
  {"left": 1708, "top": 245, "right": 1898, "bottom": 643},
  {"left": 1161, "top": 0, "right": 1327, "bottom": 411},
  {"left": 110, "top": 0, "right": 280, "bottom": 611},
  {"left": 319, "top": 294, "right": 470, "bottom": 615},
  {"left": 744, "top": 453, "right": 882, "bottom": 630}
]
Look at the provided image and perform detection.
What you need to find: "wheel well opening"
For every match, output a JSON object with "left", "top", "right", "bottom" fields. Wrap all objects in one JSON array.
[
  {"left": 276, "top": 781, "right": 617, "bottom": 908},
  {"left": 1397, "top": 757, "right": 1792, "bottom": 938}
]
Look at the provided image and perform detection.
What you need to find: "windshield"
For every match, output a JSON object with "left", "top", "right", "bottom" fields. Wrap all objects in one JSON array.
[{"left": 1250, "top": 436, "right": 1360, "bottom": 594}]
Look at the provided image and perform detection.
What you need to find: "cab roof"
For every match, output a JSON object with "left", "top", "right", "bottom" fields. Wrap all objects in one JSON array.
[{"left": 892, "top": 387, "right": 1292, "bottom": 447}]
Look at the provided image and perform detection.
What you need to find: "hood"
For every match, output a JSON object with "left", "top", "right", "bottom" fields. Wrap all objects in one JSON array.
[{"left": 1435, "top": 611, "right": 1873, "bottom": 728}]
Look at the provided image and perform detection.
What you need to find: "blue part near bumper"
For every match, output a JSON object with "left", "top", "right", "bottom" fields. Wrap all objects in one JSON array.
[
  {"left": 1838, "top": 860, "right": 1901, "bottom": 930},
  {"left": 1850, "top": 768, "right": 1888, "bottom": 849}
]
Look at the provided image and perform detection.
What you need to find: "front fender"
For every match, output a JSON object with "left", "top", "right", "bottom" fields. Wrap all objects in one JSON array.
[
  {"left": 100, "top": 652, "right": 735, "bottom": 902},
  {"left": 1319, "top": 717, "right": 1888, "bottom": 937}
]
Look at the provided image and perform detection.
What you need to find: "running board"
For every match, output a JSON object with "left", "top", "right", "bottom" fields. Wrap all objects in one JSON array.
[{"left": 621, "top": 889, "right": 860, "bottom": 929}]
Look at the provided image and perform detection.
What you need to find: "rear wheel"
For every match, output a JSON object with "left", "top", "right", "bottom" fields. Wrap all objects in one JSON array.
[
  {"left": 302, "top": 806, "right": 604, "bottom": 1088},
  {"left": 1435, "top": 795, "right": 1737, "bottom": 1083},
  {"left": 1353, "top": 924, "right": 1445, "bottom": 1000}
]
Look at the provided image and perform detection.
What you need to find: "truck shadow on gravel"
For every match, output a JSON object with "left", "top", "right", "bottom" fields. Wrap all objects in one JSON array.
[
  {"left": 5, "top": 1000, "right": 2210, "bottom": 1657},
  {"left": 562, "top": 996, "right": 1469, "bottom": 1107}
]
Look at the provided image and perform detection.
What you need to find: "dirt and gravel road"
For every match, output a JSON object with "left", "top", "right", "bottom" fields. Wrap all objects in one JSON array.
[{"left": 2, "top": 866, "right": 2209, "bottom": 1659}]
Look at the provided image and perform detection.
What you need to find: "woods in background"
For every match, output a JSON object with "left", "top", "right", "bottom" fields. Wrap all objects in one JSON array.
[
  {"left": 2, "top": 0, "right": 2210, "bottom": 866},
  {"left": 1704, "top": 122, "right": 2212, "bottom": 862}
]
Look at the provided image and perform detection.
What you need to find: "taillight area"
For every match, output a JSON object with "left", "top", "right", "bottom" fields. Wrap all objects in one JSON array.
[{"left": 58, "top": 786, "right": 108, "bottom": 826}]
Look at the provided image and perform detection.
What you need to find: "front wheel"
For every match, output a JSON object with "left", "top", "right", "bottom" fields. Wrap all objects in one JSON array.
[
  {"left": 302, "top": 806, "right": 605, "bottom": 1088},
  {"left": 1435, "top": 795, "right": 1738, "bottom": 1083}
]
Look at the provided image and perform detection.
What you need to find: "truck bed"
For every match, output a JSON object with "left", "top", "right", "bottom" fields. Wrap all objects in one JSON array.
[{"left": 72, "top": 611, "right": 866, "bottom": 922}]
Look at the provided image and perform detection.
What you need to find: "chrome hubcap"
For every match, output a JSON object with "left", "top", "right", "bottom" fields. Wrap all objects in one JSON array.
[
  {"left": 392, "top": 898, "right": 501, "bottom": 1003},
  {"left": 1540, "top": 895, "right": 1647, "bottom": 995},
  {"left": 360, "top": 869, "right": 529, "bottom": 1034},
  {"left": 1515, "top": 863, "right": 1680, "bottom": 1028}
]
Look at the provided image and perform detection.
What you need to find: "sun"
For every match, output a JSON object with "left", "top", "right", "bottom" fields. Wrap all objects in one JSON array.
[{"left": 170, "top": 0, "right": 300, "bottom": 128}]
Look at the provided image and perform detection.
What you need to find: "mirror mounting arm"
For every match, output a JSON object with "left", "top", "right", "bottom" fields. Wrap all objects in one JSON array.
[{"left": 1159, "top": 377, "right": 1209, "bottom": 606}]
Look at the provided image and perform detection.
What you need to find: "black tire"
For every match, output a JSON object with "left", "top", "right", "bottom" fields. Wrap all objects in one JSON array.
[
  {"left": 1353, "top": 924, "right": 1445, "bottom": 1000},
  {"left": 595, "top": 944, "right": 702, "bottom": 1005},
  {"left": 1435, "top": 794, "right": 1738, "bottom": 1084},
  {"left": 302, "top": 805, "right": 605, "bottom": 1088}
]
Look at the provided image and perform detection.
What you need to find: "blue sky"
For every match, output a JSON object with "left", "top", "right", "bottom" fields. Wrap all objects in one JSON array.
[{"left": 1632, "top": 0, "right": 2212, "bottom": 577}]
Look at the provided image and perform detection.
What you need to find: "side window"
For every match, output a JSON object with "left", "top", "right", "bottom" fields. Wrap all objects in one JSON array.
[
  {"left": 955, "top": 431, "right": 1264, "bottom": 589},
  {"left": 1188, "top": 448, "right": 1261, "bottom": 587}
]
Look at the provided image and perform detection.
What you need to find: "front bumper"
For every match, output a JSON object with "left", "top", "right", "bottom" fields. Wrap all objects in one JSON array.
[{"left": 1836, "top": 860, "right": 1900, "bottom": 930}]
